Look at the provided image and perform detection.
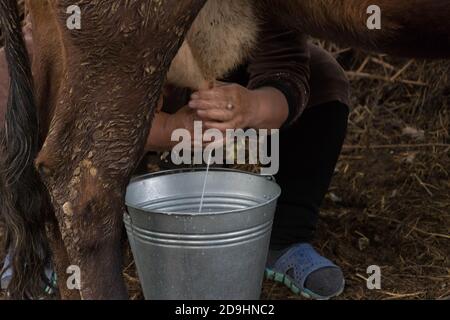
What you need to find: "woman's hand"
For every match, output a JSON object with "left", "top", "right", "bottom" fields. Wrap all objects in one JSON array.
[
  {"left": 145, "top": 82, "right": 290, "bottom": 152},
  {"left": 188, "top": 82, "right": 289, "bottom": 132},
  {"left": 189, "top": 82, "right": 254, "bottom": 131}
]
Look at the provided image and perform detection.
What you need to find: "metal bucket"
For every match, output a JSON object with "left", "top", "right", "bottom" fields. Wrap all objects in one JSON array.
[{"left": 124, "top": 168, "right": 281, "bottom": 300}]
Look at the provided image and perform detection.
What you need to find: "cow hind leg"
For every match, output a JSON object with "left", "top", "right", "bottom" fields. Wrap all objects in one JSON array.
[
  {"left": 35, "top": 72, "right": 156, "bottom": 299},
  {"left": 33, "top": 0, "right": 207, "bottom": 300}
]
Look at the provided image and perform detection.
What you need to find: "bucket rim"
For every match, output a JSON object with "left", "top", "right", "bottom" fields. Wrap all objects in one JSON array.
[{"left": 125, "top": 168, "right": 282, "bottom": 216}]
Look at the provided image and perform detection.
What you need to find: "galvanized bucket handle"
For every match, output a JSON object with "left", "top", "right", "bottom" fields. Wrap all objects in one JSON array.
[{"left": 130, "top": 167, "right": 277, "bottom": 183}]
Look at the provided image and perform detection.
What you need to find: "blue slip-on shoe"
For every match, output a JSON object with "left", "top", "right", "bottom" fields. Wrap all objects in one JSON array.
[{"left": 265, "top": 243, "right": 345, "bottom": 300}]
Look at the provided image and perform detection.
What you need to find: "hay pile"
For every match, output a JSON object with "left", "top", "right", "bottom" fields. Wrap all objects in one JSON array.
[{"left": 261, "top": 43, "right": 450, "bottom": 300}]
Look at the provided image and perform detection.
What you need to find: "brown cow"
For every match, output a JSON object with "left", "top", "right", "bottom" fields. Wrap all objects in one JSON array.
[
  {"left": 0, "top": 0, "right": 449, "bottom": 300},
  {"left": 1, "top": 0, "right": 207, "bottom": 300}
]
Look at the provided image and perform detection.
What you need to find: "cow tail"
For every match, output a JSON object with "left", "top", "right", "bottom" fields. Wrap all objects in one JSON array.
[{"left": 0, "top": 0, "right": 50, "bottom": 299}]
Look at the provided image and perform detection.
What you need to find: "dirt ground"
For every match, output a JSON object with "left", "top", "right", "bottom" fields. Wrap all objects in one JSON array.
[
  {"left": 261, "top": 48, "right": 450, "bottom": 300},
  {"left": 0, "top": 4, "right": 449, "bottom": 300},
  {"left": 123, "top": 48, "right": 450, "bottom": 300}
]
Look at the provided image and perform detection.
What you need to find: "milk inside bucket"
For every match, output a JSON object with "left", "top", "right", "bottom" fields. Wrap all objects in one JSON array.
[{"left": 124, "top": 168, "right": 281, "bottom": 300}]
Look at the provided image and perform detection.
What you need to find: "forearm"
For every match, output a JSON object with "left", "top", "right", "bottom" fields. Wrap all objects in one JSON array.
[
  {"left": 145, "top": 112, "right": 173, "bottom": 152},
  {"left": 250, "top": 87, "right": 289, "bottom": 130}
]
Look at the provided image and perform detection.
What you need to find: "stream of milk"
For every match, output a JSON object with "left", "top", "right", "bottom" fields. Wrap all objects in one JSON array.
[{"left": 198, "top": 150, "right": 213, "bottom": 213}]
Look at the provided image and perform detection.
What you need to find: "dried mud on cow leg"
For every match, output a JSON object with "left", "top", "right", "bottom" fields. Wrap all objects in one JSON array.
[{"left": 34, "top": 0, "right": 207, "bottom": 300}]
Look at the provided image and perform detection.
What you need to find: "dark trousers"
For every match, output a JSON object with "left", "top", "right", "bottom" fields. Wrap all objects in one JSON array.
[{"left": 270, "top": 101, "right": 349, "bottom": 249}]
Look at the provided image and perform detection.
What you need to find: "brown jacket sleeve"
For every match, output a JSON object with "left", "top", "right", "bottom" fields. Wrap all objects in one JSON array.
[{"left": 247, "top": 17, "right": 310, "bottom": 127}]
